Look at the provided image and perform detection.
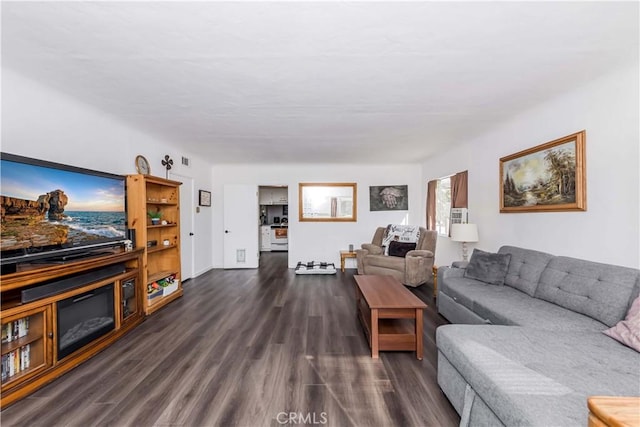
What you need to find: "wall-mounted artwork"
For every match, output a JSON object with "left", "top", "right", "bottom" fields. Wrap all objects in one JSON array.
[
  {"left": 500, "top": 130, "right": 586, "bottom": 213},
  {"left": 198, "top": 190, "right": 211, "bottom": 207},
  {"left": 369, "top": 185, "right": 408, "bottom": 211}
]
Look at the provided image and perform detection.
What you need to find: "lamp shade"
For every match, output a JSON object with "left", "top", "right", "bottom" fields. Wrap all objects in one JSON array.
[{"left": 451, "top": 223, "right": 479, "bottom": 242}]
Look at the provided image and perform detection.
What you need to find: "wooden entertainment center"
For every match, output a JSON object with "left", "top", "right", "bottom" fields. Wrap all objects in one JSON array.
[
  {"left": 0, "top": 249, "right": 145, "bottom": 407},
  {"left": 0, "top": 151, "right": 185, "bottom": 408},
  {"left": 0, "top": 168, "right": 184, "bottom": 407}
]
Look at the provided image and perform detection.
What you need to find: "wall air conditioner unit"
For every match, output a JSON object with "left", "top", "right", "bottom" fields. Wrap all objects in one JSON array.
[{"left": 450, "top": 208, "right": 469, "bottom": 224}]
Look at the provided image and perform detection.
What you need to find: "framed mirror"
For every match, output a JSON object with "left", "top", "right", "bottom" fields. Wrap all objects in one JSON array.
[{"left": 299, "top": 183, "right": 357, "bottom": 222}]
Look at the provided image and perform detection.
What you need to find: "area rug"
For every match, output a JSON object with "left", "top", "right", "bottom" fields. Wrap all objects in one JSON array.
[{"left": 294, "top": 261, "right": 337, "bottom": 275}]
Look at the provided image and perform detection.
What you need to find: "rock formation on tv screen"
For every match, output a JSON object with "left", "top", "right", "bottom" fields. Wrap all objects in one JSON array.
[
  {"left": 0, "top": 189, "right": 96, "bottom": 252},
  {"left": 38, "top": 189, "right": 69, "bottom": 220}
]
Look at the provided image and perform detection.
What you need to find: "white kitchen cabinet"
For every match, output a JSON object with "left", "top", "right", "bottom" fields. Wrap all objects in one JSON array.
[
  {"left": 259, "top": 190, "right": 272, "bottom": 205},
  {"left": 259, "top": 187, "right": 288, "bottom": 205},
  {"left": 271, "top": 187, "right": 288, "bottom": 205}
]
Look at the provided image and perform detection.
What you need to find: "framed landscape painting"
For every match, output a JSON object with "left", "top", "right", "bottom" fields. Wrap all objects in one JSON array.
[{"left": 500, "top": 131, "right": 586, "bottom": 213}]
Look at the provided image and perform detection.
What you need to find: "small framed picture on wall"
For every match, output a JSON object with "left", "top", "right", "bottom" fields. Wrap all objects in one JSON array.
[{"left": 199, "top": 190, "right": 211, "bottom": 207}]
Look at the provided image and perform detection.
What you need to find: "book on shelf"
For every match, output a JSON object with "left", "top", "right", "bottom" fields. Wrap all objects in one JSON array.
[
  {"left": 2, "top": 317, "right": 31, "bottom": 344},
  {"left": 9, "top": 350, "right": 15, "bottom": 377},
  {"left": 1, "top": 344, "right": 32, "bottom": 382},
  {"left": 22, "top": 344, "right": 30, "bottom": 371}
]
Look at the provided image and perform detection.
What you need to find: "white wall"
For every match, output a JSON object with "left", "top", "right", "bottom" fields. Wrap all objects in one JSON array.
[
  {"left": 423, "top": 63, "right": 640, "bottom": 268},
  {"left": 212, "top": 164, "right": 423, "bottom": 268},
  {"left": 6, "top": 61, "right": 638, "bottom": 273},
  {"left": 1, "top": 69, "right": 215, "bottom": 276}
]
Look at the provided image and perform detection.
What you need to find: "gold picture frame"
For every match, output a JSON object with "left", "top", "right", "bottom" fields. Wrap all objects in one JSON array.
[
  {"left": 500, "top": 131, "right": 586, "bottom": 213},
  {"left": 299, "top": 183, "right": 357, "bottom": 222}
]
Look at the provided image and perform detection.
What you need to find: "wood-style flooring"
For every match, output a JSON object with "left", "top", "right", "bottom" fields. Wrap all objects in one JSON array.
[{"left": 1, "top": 252, "right": 459, "bottom": 427}]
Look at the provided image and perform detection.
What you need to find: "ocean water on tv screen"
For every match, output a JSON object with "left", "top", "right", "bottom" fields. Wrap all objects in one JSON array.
[{"left": 56, "top": 211, "right": 126, "bottom": 240}]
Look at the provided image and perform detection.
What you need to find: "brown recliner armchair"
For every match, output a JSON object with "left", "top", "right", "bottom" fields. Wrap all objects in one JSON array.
[{"left": 356, "top": 226, "right": 437, "bottom": 287}]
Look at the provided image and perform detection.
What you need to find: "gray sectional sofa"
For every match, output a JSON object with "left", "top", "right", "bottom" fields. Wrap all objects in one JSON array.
[{"left": 436, "top": 246, "right": 640, "bottom": 426}]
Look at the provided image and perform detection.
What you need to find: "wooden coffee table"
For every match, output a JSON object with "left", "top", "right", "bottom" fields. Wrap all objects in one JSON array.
[{"left": 354, "top": 275, "right": 427, "bottom": 360}]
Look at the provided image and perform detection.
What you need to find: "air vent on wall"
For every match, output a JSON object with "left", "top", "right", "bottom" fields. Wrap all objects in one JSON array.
[{"left": 181, "top": 156, "right": 190, "bottom": 166}]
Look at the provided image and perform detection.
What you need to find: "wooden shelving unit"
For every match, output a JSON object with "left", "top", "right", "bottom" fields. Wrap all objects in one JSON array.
[{"left": 126, "top": 174, "right": 183, "bottom": 315}]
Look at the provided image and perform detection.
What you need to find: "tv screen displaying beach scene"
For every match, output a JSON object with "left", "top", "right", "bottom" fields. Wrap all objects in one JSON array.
[{"left": 1, "top": 154, "right": 126, "bottom": 257}]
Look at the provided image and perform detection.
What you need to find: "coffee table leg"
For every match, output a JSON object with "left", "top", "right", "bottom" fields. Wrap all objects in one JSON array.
[
  {"left": 416, "top": 308, "right": 423, "bottom": 360},
  {"left": 371, "top": 308, "right": 379, "bottom": 358}
]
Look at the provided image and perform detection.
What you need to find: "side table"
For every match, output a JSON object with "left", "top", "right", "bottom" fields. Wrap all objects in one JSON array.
[{"left": 340, "top": 250, "right": 357, "bottom": 272}]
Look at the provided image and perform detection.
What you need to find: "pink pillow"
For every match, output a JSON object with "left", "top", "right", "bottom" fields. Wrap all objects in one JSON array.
[{"left": 604, "top": 295, "right": 640, "bottom": 353}]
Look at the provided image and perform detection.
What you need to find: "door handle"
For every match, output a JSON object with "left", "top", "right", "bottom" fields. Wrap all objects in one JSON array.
[
  {"left": 189, "top": 232, "right": 194, "bottom": 236},
  {"left": 225, "top": 230, "right": 230, "bottom": 233}
]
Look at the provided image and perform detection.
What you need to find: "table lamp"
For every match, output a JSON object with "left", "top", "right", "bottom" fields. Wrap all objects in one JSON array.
[{"left": 451, "top": 223, "right": 479, "bottom": 261}]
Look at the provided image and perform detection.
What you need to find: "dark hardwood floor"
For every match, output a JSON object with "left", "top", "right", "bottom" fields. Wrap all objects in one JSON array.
[{"left": 1, "top": 252, "right": 459, "bottom": 427}]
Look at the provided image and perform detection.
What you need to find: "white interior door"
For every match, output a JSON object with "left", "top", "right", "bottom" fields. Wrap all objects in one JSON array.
[
  {"left": 170, "top": 172, "right": 194, "bottom": 281},
  {"left": 223, "top": 184, "right": 259, "bottom": 268}
]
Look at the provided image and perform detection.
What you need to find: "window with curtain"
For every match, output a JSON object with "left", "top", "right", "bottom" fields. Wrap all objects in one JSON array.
[
  {"left": 435, "top": 177, "right": 451, "bottom": 236},
  {"left": 426, "top": 170, "right": 468, "bottom": 236}
]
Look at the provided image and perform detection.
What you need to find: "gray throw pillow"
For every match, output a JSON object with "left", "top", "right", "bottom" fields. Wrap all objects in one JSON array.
[{"left": 464, "top": 249, "right": 512, "bottom": 286}]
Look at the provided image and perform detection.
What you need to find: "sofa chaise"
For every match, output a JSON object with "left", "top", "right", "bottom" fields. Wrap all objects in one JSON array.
[{"left": 436, "top": 246, "right": 640, "bottom": 426}]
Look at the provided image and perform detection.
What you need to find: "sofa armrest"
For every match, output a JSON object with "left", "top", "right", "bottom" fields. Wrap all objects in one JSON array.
[
  {"left": 361, "top": 243, "right": 383, "bottom": 255},
  {"left": 405, "top": 250, "right": 435, "bottom": 286},
  {"left": 441, "top": 266, "right": 466, "bottom": 279},
  {"left": 451, "top": 260, "right": 469, "bottom": 269},
  {"left": 406, "top": 249, "right": 434, "bottom": 259}
]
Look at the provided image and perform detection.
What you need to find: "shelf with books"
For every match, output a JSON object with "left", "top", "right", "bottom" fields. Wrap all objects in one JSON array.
[
  {"left": 0, "top": 307, "right": 49, "bottom": 387},
  {"left": 2, "top": 317, "right": 29, "bottom": 346},
  {"left": 1, "top": 329, "right": 41, "bottom": 355},
  {"left": 2, "top": 345, "right": 34, "bottom": 385}
]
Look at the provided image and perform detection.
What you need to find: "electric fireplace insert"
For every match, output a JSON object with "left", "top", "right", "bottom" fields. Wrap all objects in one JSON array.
[{"left": 56, "top": 284, "right": 115, "bottom": 360}]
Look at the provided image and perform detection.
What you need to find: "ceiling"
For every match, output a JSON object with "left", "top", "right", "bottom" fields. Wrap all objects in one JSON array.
[{"left": 2, "top": 1, "right": 638, "bottom": 164}]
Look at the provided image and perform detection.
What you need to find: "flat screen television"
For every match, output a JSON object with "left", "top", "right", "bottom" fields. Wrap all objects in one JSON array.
[{"left": 1, "top": 153, "right": 127, "bottom": 271}]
